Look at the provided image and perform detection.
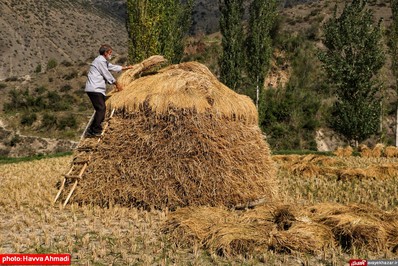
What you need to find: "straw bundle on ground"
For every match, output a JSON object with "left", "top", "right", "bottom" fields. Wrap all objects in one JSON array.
[
  {"left": 284, "top": 155, "right": 339, "bottom": 178},
  {"left": 307, "top": 203, "right": 397, "bottom": 252},
  {"left": 334, "top": 146, "right": 353, "bottom": 157},
  {"left": 165, "top": 202, "right": 398, "bottom": 256},
  {"left": 385, "top": 146, "right": 398, "bottom": 158},
  {"left": 359, "top": 144, "right": 372, "bottom": 158},
  {"left": 70, "top": 61, "right": 277, "bottom": 209}
]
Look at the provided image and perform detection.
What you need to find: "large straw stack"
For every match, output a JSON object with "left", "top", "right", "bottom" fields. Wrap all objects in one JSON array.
[{"left": 70, "top": 61, "right": 277, "bottom": 209}]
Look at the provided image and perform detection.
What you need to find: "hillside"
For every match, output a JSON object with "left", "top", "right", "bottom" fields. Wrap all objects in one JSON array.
[
  {"left": 0, "top": 0, "right": 128, "bottom": 80},
  {"left": 0, "top": 0, "right": 324, "bottom": 81}
]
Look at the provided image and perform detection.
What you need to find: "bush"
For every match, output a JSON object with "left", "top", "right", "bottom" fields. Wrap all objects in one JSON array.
[
  {"left": 35, "top": 86, "right": 47, "bottom": 95},
  {"left": 60, "top": 84, "right": 72, "bottom": 92},
  {"left": 41, "top": 113, "right": 57, "bottom": 129},
  {"left": 47, "top": 58, "right": 58, "bottom": 70},
  {"left": 63, "top": 71, "right": 78, "bottom": 80},
  {"left": 20, "top": 112, "right": 37, "bottom": 126},
  {"left": 46, "top": 91, "right": 68, "bottom": 111},
  {"left": 58, "top": 114, "right": 77, "bottom": 130},
  {"left": 5, "top": 76, "right": 18, "bottom": 82}
]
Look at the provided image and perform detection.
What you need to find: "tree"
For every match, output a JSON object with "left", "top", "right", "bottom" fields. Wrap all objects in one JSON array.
[
  {"left": 390, "top": 0, "right": 398, "bottom": 146},
  {"left": 219, "top": 0, "right": 245, "bottom": 91},
  {"left": 319, "top": 0, "right": 385, "bottom": 145},
  {"left": 246, "top": 0, "right": 278, "bottom": 108},
  {"left": 126, "top": 0, "right": 193, "bottom": 63}
]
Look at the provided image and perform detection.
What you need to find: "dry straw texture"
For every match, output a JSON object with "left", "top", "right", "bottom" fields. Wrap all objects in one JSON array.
[
  {"left": 108, "top": 61, "right": 258, "bottom": 125},
  {"left": 69, "top": 61, "right": 277, "bottom": 209},
  {"left": 165, "top": 202, "right": 398, "bottom": 256}
]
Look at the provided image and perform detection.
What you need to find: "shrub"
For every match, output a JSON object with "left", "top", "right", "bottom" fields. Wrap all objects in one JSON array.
[
  {"left": 9, "top": 135, "right": 21, "bottom": 147},
  {"left": 58, "top": 114, "right": 77, "bottom": 130},
  {"left": 63, "top": 71, "right": 78, "bottom": 80},
  {"left": 41, "top": 113, "right": 57, "bottom": 129},
  {"left": 60, "top": 84, "right": 72, "bottom": 92},
  {"left": 20, "top": 112, "right": 37, "bottom": 126},
  {"left": 47, "top": 58, "right": 58, "bottom": 70},
  {"left": 35, "top": 86, "right": 47, "bottom": 95},
  {"left": 5, "top": 76, "right": 18, "bottom": 82}
]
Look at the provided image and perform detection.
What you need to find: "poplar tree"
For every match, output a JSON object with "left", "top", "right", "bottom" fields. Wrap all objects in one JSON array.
[
  {"left": 246, "top": 0, "right": 278, "bottom": 108},
  {"left": 319, "top": 0, "right": 384, "bottom": 144},
  {"left": 390, "top": 0, "right": 398, "bottom": 146},
  {"left": 219, "top": 0, "right": 245, "bottom": 91},
  {"left": 126, "top": 0, "right": 192, "bottom": 63}
]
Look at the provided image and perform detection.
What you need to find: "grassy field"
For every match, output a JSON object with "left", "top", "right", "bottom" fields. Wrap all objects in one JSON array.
[{"left": 1, "top": 154, "right": 397, "bottom": 265}]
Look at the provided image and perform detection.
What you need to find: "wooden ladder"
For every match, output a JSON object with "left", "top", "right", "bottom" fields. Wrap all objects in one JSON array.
[{"left": 53, "top": 109, "right": 115, "bottom": 207}]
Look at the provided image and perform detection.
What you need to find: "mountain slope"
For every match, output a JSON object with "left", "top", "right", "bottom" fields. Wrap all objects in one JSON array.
[{"left": 0, "top": 0, "right": 128, "bottom": 80}]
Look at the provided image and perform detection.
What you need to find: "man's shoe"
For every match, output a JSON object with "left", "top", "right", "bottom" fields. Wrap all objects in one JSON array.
[{"left": 85, "top": 130, "right": 102, "bottom": 137}]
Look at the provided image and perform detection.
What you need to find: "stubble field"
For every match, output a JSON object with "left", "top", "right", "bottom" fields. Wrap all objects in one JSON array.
[{"left": 1, "top": 154, "right": 398, "bottom": 265}]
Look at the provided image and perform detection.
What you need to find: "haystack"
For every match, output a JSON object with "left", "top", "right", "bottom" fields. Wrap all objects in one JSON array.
[{"left": 70, "top": 61, "right": 277, "bottom": 209}]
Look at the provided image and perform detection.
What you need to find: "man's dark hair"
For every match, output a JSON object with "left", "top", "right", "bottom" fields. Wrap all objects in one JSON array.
[{"left": 99, "top": 44, "right": 112, "bottom": 55}]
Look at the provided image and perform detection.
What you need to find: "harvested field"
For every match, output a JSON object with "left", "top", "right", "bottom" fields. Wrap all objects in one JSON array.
[
  {"left": 1, "top": 154, "right": 398, "bottom": 265},
  {"left": 2, "top": 61, "right": 398, "bottom": 265}
]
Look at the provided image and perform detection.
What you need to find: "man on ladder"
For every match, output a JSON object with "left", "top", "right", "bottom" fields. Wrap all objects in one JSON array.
[{"left": 84, "top": 44, "right": 133, "bottom": 137}]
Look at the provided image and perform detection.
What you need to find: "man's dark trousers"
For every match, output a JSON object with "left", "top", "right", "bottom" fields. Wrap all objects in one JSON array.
[{"left": 87, "top": 92, "right": 106, "bottom": 134}]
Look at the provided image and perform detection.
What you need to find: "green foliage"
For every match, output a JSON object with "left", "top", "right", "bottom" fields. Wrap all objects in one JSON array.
[
  {"left": 47, "top": 58, "right": 58, "bottom": 70},
  {"left": 126, "top": 0, "right": 193, "bottom": 63},
  {"left": 330, "top": 100, "right": 380, "bottom": 142},
  {"left": 259, "top": 37, "right": 324, "bottom": 150},
  {"left": 391, "top": 0, "right": 398, "bottom": 87},
  {"left": 260, "top": 85, "right": 320, "bottom": 150},
  {"left": 245, "top": 0, "right": 278, "bottom": 107},
  {"left": 3, "top": 88, "right": 71, "bottom": 113},
  {"left": 35, "top": 86, "right": 47, "bottom": 95},
  {"left": 219, "top": 0, "right": 245, "bottom": 91},
  {"left": 9, "top": 135, "right": 21, "bottom": 147},
  {"left": 246, "top": 0, "right": 277, "bottom": 88},
  {"left": 20, "top": 112, "right": 37, "bottom": 126},
  {"left": 319, "top": 0, "right": 384, "bottom": 143},
  {"left": 390, "top": 0, "right": 398, "bottom": 145},
  {"left": 60, "top": 84, "right": 72, "bottom": 92},
  {"left": 41, "top": 113, "right": 57, "bottom": 129},
  {"left": 63, "top": 71, "right": 78, "bottom": 80},
  {"left": 0, "top": 152, "right": 72, "bottom": 165},
  {"left": 58, "top": 114, "right": 77, "bottom": 130}
]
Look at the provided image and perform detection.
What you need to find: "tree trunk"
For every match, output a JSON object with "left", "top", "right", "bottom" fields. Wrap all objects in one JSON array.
[{"left": 396, "top": 105, "right": 398, "bottom": 147}]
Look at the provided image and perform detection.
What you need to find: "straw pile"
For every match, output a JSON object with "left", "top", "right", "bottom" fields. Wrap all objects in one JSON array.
[
  {"left": 164, "top": 202, "right": 398, "bottom": 256},
  {"left": 70, "top": 61, "right": 278, "bottom": 209}
]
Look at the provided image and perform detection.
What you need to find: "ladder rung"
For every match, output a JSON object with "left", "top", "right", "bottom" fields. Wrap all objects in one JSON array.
[
  {"left": 73, "top": 159, "right": 90, "bottom": 164},
  {"left": 64, "top": 174, "right": 82, "bottom": 179},
  {"left": 76, "top": 147, "right": 94, "bottom": 152}
]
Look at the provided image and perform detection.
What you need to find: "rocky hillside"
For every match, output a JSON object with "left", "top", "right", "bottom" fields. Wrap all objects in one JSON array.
[
  {"left": 0, "top": 0, "right": 324, "bottom": 80},
  {"left": 0, "top": 0, "right": 129, "bottom": 80}
]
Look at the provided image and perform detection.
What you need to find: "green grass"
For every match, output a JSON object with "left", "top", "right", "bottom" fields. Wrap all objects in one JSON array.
[
  {"left": 0, "top": 152, "right": 72, "bottom": 165},
  {"left": 272, "top": 149, "right": 333, "bottom": 156}
]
